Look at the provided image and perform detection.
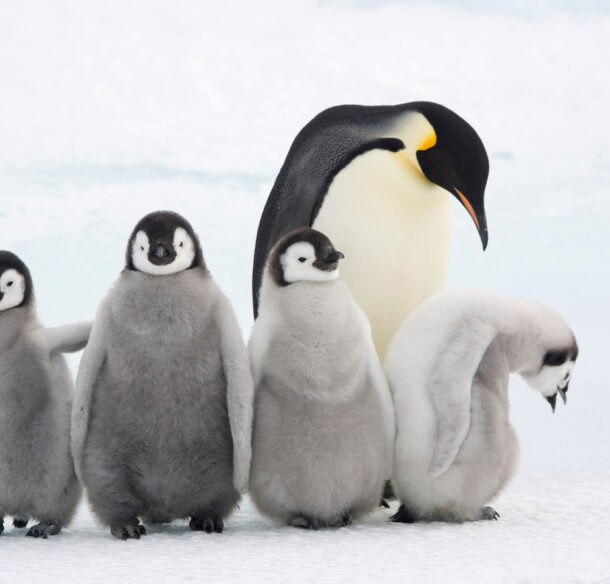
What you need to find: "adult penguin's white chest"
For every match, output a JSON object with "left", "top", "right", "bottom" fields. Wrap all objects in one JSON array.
[{"left": 312, "top": 148, "right": 451, "bottom": 359}]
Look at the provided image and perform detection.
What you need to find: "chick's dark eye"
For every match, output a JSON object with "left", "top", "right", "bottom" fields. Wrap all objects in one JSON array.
[
  {"left": 179, "top": 242, "right": 184, "bottom": 248},
  {"left": 7, "top": 281, "right": 13, "bottom": 287},
  {"left": 140, "top": 246, "right": 145, "bottom": 251},
  {"left": 298, "top": 257, "right": 306, "bottom": 263}
]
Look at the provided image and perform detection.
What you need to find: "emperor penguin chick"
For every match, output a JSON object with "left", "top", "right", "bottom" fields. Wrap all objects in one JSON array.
[
  {"left": 248, "top": 228, "right": 395, "bottom": 528},
  {"left": 385, "top": 289, "right": 578, "bottom": 523},
  {"left": 72, "top": 211, "right": 254, "bottom": 539},
  {"left": 0, "top": 251, "right": 90, "bottom": 538}
]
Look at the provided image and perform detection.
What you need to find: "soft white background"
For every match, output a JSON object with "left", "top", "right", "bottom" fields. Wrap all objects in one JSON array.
[{"left": 0, "top": 1, "right": 608, "bottom": 582}]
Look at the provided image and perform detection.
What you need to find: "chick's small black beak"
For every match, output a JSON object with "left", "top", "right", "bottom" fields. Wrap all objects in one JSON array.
[
  {"left": 546, "top": 393, "right": 557, "bottom": 413},
  {"left": 154, "top": 244, "right": 169, "bottom": 259},
  {"left": 148, "top": 241, "right": 175, "bottom": 265},
  {"left": 324, "top": 250, "right": 345, "bottom": 263}
]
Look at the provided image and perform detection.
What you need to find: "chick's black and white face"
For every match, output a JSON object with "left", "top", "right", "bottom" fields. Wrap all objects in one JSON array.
[
  {"left": 0, "top": 268, "right": 26, "bottom": 311},
  {"left": 131, "top": 226, "right": 196, "bottom": 276},
  {"left": 280, "top": 241, "right": 343, "bottom": 284},
  {"left": 269, "top": 228, "right": 344, "bottom": 287},
  {"left": 522, "top": 347, "right": 578, "bottom": 410}
]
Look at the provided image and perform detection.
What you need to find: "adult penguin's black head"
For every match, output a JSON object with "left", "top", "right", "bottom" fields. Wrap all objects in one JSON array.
[
  {"left": 125, "top": 211, "right": 205, "bottom": 275},
  {"left": 412, "top": 102, "right": 489, "bottom": 249},
  {"left": 0, "top": 251, "right": 34, "bottom": 311}
]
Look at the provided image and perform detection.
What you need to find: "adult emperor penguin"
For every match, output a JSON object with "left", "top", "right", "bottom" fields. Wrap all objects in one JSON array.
[
  {"left": 253, "top": 101, "right": 489, "bottom": 359},
  {"left": 71, "top": 211, "right": 254, "bottom": 539},
  {"left": 249, "top": 228, "right": 395, "bottom": 528},
  {"left": 0, "top": 251, "right": 90, "bottom": 538},
  {"left": 385, "top": 289, "right": 578, "bottom": 522}
]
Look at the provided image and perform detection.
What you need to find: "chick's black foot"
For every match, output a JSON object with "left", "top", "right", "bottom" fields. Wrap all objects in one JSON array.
[
  {"left": 336, "top": 513, "right": 352, "bottom": 527},
  {"left": 189, "top": 516, "right": 224, "bottom": 534},
  {"left": 26, "top": 522, "right": 61, "bottom": 538},
  {"left": 13, "top": 517, "right": 28, "bottom": 528},
  {"left": 110, "top": 521, "right": 146, "bottom": 540},
  {"left": 479, "top": 506, "right": 500, "bottom": 521}
]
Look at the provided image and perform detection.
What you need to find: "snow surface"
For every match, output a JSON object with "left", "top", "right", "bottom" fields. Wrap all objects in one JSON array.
[{"left": 0, "top": 0, "right": 609, "bottom": 582}]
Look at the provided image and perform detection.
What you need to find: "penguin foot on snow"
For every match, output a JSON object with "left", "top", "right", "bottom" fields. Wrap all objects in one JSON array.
[
  {"left": 110, "top": 521, "right": 146, "bottom": 540},
  {"left": 335, "top": 513, "right": 352, "bottom": 528},
  {"left": 189, "top": 516, "right": 224, "bottom": 534},
  {"left": 26, "top": 522, "right": 61, "bottom": 538},
  {"left": 379, "top": 499, "right": 390, "bottom": 509},
  {"left": 288, "top": 513, "right": 352, "bottom": 529},
  {"left": 479, "top": 506, "right": 500, "bottom": 521},
  {"left": 0, "top": 519, "right": 4, "bottom": 535},
  {"left": 390, "top": 504, "right": 416, "bottom": 524},
  {"left": 13, "top": 517, "right": 28, "bottom": 528}
]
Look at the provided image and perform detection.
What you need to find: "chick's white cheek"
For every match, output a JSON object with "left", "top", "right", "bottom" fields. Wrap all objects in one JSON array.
[
  {"left": 556, "top": 362, "right": 575, "bottom": 389},
  {"left": 282, "top": 257, "right": 339, "bottom": 284},
  {"left": 132, "top": 232, "right": 150, "bottom": 262},
  {"left": 526, "top": 364, "right": 572, "bottom": 397},
  {"left": 280, "top": 242, "right": 317, "bottom": 283},
  {"left": 171, "top": 231, "right": 196, "bottom": 271},
  {"left": 0, "top": 270, "right": 26, "bottom": 310},
  {"left": 132, "top": 243, "right": 146, "bottom": 266},
  {"left": 173, "top": 228, "right": 189, "bottom": 254},
  {"left": 131, "top": 231, "right": 161, "bottom": 274}
]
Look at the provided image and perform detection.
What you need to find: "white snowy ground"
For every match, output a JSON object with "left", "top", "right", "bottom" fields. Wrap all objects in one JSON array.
[{"left": 1, "top": 0, "right": 609, "bottom": 582}]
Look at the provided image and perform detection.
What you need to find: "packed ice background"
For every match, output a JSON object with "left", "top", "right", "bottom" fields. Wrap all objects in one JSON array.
[{"left": 1, "top": 0, "right": 609, "bottom": 582}]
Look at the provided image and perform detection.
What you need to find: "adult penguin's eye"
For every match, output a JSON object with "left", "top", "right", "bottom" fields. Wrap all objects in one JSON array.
[{"left": 298, "top": 257, "right": 306, "bottom": 263}]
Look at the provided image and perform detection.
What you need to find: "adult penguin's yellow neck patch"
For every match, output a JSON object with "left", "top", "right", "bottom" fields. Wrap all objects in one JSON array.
[{"left": 418, "top": 131, "right": 437, "bottom": 151}]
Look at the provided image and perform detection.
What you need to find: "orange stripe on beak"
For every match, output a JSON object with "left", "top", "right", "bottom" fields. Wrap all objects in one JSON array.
[{"left": 455, "top": 187, "right": 480, "bottom": 230}]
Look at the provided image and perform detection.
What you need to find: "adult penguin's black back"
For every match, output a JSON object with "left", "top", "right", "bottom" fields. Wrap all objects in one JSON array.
[{"left": 253, "top": 102, "right": 489, "bottom": 358}]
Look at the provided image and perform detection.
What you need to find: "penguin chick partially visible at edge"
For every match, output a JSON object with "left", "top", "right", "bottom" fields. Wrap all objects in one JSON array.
[{"left": 0, "top": 251, "right": 90, "bottom": 538}]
